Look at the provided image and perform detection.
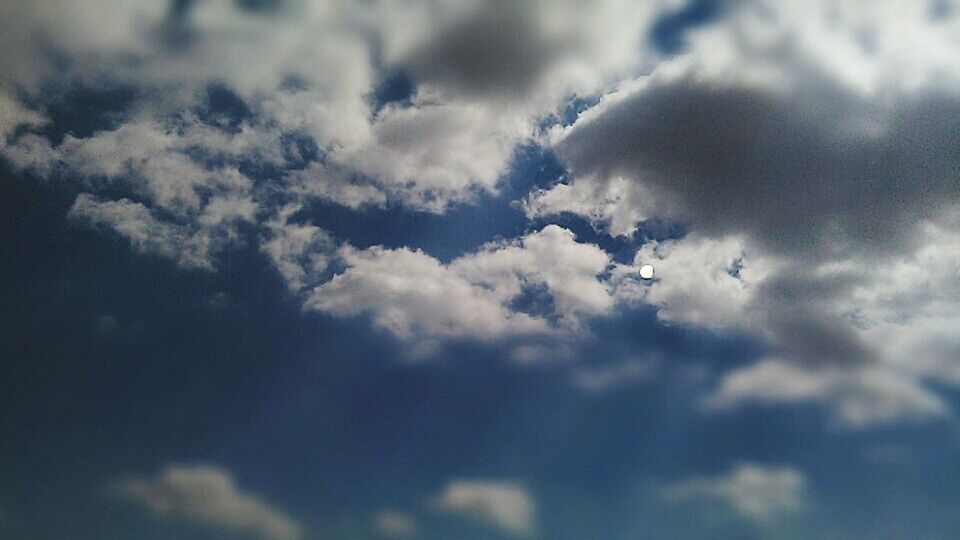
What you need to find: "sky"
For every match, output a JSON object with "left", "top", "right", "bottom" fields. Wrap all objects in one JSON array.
[{"left": 2, "top": 0, "right": 960, "bottom": 538}]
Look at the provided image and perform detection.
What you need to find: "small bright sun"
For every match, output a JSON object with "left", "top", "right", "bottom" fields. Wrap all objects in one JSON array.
[{"left": 639, "top": 264, "right": 655, "bottom": 280}]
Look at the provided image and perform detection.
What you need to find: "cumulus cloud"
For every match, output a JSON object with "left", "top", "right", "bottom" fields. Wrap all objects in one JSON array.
[
  {"left": 632, "top": 234, "right": 770, "bottom": 329},
  {"left": 0, "top": 0, "right": 670, "bottom": 215},
  {"left": 260, "top": 204, "right": 335, "bottom": 292},
  {"left": 3, "top": 0, "right": 960, "bottom": 429},
  {"left": 431, "top": 479, "right": 535, "bottom": 537},
  {"left": 521, "top": 0, "right": 960, "bottom": 427},
  {"left": 303, "top": 225, "right": 619, "bottom": 347},
  {"left": 629, "top": 228, "right": 957, "bottom": 427},
  {"left": 116, "top": 463, "right": 302, "bottom": 540},
  {"left": 57, "top": 119, "right": 261, "bottom": 213},
  {"left": 452, "top": 224, "right": 615, "bottom": 321},
  {"left": 662, "top": 463, "right": 807, "bottom": 525},
  {"left": 0, "top": 0, "right": 680, "bottom": 294},
  {"left": 306, "top": 243, "right": 550, "bottom": 344},
  {"left": 55, "top": 117, "right": 260, "bottom": 270},
  {"left": 69, "top": 194, "right": 218, "bottom": 270}
]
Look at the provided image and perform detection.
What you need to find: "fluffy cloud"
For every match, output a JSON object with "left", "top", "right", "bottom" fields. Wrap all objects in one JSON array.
[
  {"left": 633, "top": 234, "right": 771, "bottom": 329},
  {"left": 0, "top": 0, "right": 671, "bottom": 215},
  {"left": 260, "top": 205, "right": 335, "bottom": 292},
  {"left": 117, "top": 464, "right": 302, "bottom": 540},
  {"left": 4, "top": 0, "right": 960, "bottom": 429},
  {"left": 521, "top": 0, "right": 960, "bottom": 427},
  {"left": 631, "top": 229, "right": 958, "bottom": 427},
  {"left": 55, "top": 117, "right": 260, "bottom": 270},
  {"left": 662, "top": 463, "right": 807, "bottom": 525},
  {"left": 305, "top": 243, "right": 550, "bottom": 344},
  {"left": 69, "top": 194, "right": 218, "bottom": 270},
  {"left": 0, "top": 0, "right": 679, "bottom": 293},
  {"left": 452, "top": 224, "right": 615, "bottom": 321},
  {"left": 303, "top": 225, "right": 619, "bottom": 347},
  {"left": 432, "top": 479, "right": 535, "bottom": 537}
]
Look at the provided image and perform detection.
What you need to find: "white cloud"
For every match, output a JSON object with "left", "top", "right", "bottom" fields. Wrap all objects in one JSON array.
[
  {"left": 524, "top": 175, "right": 652, "bottom": 237},
  {"left": 706, "top": 358, "right": 947, "bottom": 428},
  {"left": 632, "top": 234, "right": 774, "bottom": 329},
  {"left": 69, "top": 194, "right": 217, "bottom": 270},
  {"left": 662, "top": 463, "right": 807, "bottom": 525},
  {"left": 304, "top": 225, "right": 617, "bottom": 346},
  {"left": 260, "top": 205, "right": 335, "bottom": 292},
  {"left": 632, "top": 230, "right": 956, "bottom": 428},
  {"left": 452, "top": 225, "right": 614, "bottom": 323},
  {"left": 117, "top": 463, "right": 302, "bottom": 540},
  {"left": 58, "top": 119, "right": 262, "bottom": 216},
  {"left": 543, "top": 23, "right": 960, "bottom": 425},
  {"left": 524, "top": 0, "right": 960, "bottom": 371},
  {"left": 0, "top": 0, "right": 673, "bottom": 214},
  {"left": 0, "top": 0, "right": 682, "bottom": 314},
  {"left": 305, "top": 244, "right": 550, "bottom": 343},
  {"left": 432, "top": 479, "right": 535, "bottom": 537},
  {"left": 694, "top": 0, "right": 960, "bottom": 95},
  {"left": 373, "top": 510, "right": 418, "bottom": 538},
  {"left": 4, "top": 0, "right": 960, "bottom": 433}
]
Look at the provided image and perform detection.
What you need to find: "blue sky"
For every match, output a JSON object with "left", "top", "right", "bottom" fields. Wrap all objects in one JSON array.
[{"left": 3, "top": 1, "right": 960, "bottom": 539}]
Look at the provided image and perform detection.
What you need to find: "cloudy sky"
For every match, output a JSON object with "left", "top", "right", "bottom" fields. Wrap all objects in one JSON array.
[{"left": 2, "top": 0, "right": 960, "bottom": 538}]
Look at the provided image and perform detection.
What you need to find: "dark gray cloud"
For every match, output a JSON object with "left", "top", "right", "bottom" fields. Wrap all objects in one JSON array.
[
  {"left": 403, "top": 2, "right": 568, "bottom": 99},
  {"left": 551, "top": 70, "right": 960, "bottom": 376},
  {"left": 557, "top": 79, "right": 960, "bottom": 259},
  {"left": 748, "top": 269, "right": 873, "bottom": 365},
  {"left": 514, "top": 0, "right": 960, "bottom": 425}
]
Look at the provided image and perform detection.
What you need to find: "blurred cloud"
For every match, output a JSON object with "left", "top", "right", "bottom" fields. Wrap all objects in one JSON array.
[
  {"left": 372, "top": 510, "right": 418, "bottom": 538},
  {"left": 431, "top": 479, "right": 535, "bottom": 537},
  {"left": 662, "top": 462, "right": 807, "bottom": 525},
  {"left": 116, "top": 463, "right": 302, "bottom": 540},
  {"left": 706, "top": 358, "right": 947, "bottom": 428}
]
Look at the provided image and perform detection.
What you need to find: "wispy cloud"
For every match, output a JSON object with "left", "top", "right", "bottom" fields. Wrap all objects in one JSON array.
[{"left": 662, "top": 463, "right": 807, "bottom": 525}]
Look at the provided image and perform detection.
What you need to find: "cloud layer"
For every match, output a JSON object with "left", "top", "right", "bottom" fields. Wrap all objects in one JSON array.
[{"left": 1, "top": 0, "right": 959, "bottom": 430}]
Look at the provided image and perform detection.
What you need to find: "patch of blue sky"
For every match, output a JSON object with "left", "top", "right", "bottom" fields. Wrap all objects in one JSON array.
[{"left": 650, "top": 0, "right": 726, "bottom": 55}]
